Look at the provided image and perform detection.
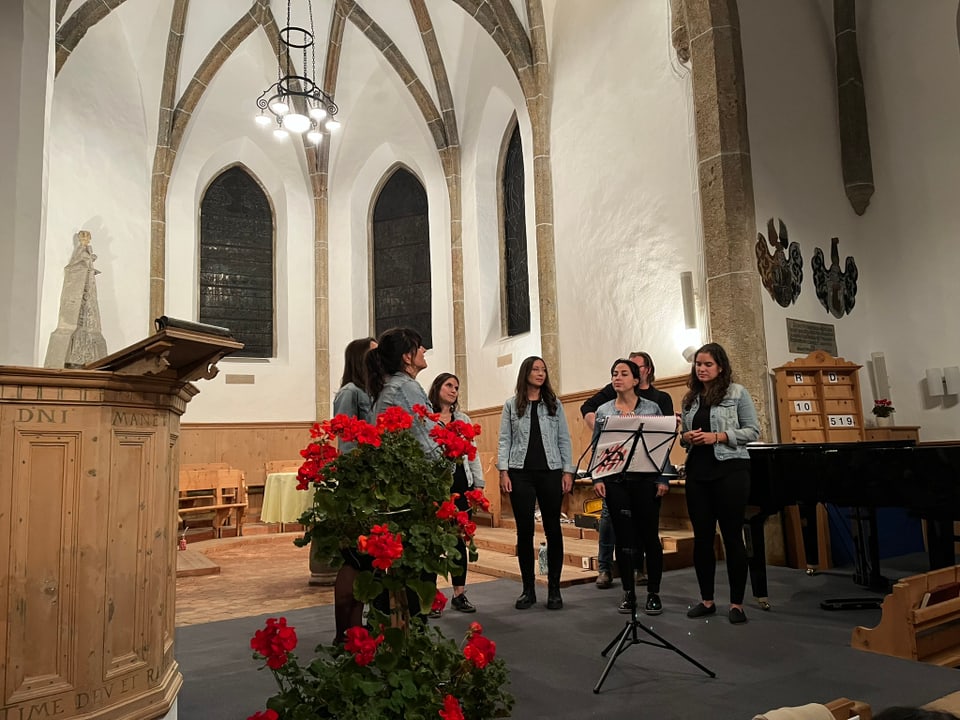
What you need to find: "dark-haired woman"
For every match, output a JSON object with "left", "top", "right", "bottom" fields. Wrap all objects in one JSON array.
[
  {"left": 333, "top": 337, "right": 376, "bottom": 451},
  {"left": 365, "top": 327, "right": 436, "bottom": 451},
  {"left": 428, "top": 372, "right": 484, "bottom": 614},
  {"left": 680, "top": 343, "right": 760, "bottom": 625},
  {"left": 330, "top": 337, "right": 376, "bottom": 644},
  {"left": 497, "top": 356, "right": 574, "bottom": 610},
  {"left": 591, "top": 359, "right": 667, "bottom": 616},
  {"left": 365, "top": 327, "right": 438, "bottom": 618}
]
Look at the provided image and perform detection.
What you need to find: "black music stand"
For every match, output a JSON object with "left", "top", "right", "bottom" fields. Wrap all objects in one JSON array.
[{"left": 581, "top": 415, "right": 716, "bottom": 692}]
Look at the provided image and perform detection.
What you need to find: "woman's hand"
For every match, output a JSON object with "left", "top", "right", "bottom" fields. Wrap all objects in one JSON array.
[
  {"left": 499, "top": 471, "right": 512, "bottom": 494},
  {"left": 655, "top": 483, "right": 669, "bottom": 497},
  {"left": 561, "top": 472, "right": 573, "bottom": 494},
  {"left": 683, "top": 429, "right": 722, "bottom": 446},
  {"left": 594, "top": 481, "right": 606, "bottom": 498}
]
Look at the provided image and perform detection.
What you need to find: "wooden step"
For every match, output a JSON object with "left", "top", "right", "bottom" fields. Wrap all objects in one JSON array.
[{"left": 176, "top": 548, "right": 220, "bottom": 578}]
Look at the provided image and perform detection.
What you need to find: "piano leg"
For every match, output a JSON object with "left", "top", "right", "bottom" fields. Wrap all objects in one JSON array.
[
  {"left": 926, "top": 518, "right": 957, "bottom": 570},
  {"left": 744, "top": 511, "right": 772, "bottom": 610},
  {"left": 850, "top": 506, "right": 889, "bottom": 592}
]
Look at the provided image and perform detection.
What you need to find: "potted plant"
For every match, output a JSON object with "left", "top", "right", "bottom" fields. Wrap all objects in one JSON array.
[
  {"left": 872, "top": 398, "right": 895, "bottom": 426},
  {"left": 247, "top": 405, "right": 513, "bottom": 720}
]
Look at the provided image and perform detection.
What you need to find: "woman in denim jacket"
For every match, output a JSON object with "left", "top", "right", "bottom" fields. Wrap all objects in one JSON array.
[
  {"left": 498, "top": 356, "right": 574, "bottom": 610},
  {"left": 679, "top": 343, "right": 760, "bottom": 625},
  {"left": 591, "top": 358, "right": 668, "bottom": 617}
]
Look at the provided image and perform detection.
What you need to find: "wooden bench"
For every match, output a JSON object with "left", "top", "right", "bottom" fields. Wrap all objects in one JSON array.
[
  {"left": 178, "top": 466, "right": 248, "bottom": 538},
  {"left": 754, "top": 697, "right": 871, "bottom": 720},
  {"left": 852, "top": 565, "right": 960, "bottom": 667}
]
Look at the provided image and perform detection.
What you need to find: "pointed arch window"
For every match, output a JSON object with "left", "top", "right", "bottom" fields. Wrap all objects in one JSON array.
[
  {"left": 199, "top": 166, "right": 274, "bottom": 358},
  {"left": 372, "top": 167, "right": 432, "bottom": 347},
  {"left": 501, "top": 123, "right": 530, "bottom": 336}
]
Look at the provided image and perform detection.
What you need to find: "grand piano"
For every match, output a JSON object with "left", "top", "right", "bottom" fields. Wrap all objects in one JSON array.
[{"left": 746, "top": 440, "right": 960, "bottom": 602}]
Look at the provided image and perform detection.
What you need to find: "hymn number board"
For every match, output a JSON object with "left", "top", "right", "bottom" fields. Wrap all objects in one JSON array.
[{"left": 773, "top": 351, "right": 865, "bottom": 444}]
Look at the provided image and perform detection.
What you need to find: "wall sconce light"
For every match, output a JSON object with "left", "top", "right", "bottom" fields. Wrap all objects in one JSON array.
[
  {"left": 926, "top": 366, "right": 960, "bottom": 397},
  {"left": 682, "top": 346, "right": 697, "bottom": 363},
  {"left": 680, "top": 271, "right": 697, "bottom": 330}
]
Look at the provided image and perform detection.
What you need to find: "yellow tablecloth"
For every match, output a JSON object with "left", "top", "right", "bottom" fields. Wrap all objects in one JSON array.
[{"left": 261, "top": 472, "right": 313, "bottom": 524}]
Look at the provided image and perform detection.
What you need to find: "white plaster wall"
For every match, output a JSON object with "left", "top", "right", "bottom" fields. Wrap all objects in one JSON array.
[
  {"left": 327, "top": 20, "right": 453, "bottom": 404},
  {"left": 166, "top": 32, "right": 317, "bottom": 422},
  {"left": 548, "top": 0, "right": 702, "bottom": 394},
  {"left": 43, "top": 10, "right": 153, "bottom": 358},
  {"left": 741, "top": 0, "right": 960, "bottom": 440}
]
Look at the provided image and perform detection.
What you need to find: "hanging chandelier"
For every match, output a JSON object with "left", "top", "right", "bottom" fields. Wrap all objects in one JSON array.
[{"left": 255, "top": 0, "right": 341, "bottom": 143}]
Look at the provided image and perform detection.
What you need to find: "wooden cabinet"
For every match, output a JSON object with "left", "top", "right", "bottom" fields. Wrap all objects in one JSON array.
[
  {"left": 865, "top": 426, "right": 921, "bottom": 443},
  {"left": 774, "top": 351, "right": 865, "bottom": 444}
]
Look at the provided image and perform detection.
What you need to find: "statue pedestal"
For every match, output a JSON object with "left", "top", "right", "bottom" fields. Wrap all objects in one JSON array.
[{"left": 0, "top": 326, "right": 241, "bottom": 720}]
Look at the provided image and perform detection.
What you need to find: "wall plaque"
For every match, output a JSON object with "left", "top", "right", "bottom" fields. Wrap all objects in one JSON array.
[{"left": 786, "top": 318, "right": 837, "bottom": 356}]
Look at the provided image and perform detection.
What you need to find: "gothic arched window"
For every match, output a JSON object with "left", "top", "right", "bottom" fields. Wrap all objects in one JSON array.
[
  {"left": 372, "top": 167, "right": 432, "bottom": 347},
  {"left": 199, "top": 166, "right": 274, "bottom": 358},
  {"left": 501, "top": 123, "right": 530, "bottom": 336}
]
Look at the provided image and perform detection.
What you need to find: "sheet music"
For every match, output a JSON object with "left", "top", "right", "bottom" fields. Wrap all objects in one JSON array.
[{"left": 588, "top": 414, "right": 677, "bottom": 478}]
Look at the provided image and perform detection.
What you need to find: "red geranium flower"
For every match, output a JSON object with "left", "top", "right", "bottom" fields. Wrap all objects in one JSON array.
[
  {"left": 431, "top": 590, "right": 448, "bottom": 613},
  {"left": 247, "top": 710, "right": 278, "bottom": 720},
  {"left": 438, "top": 694, "right": 465, "bottom": 720},
  {"left": 344, "top": 626, "right": 384, "bottom": 666},
  {"left": 463, "top": 633, "right": 496, "bottom": 669},
  {"left": 435, "top": 495, "right": 460, "bottom": 521},
  {"left": 377, "top": 406, "right": 414, "bottom": 432},
  {"left": 357, "top": 524, "right": 404, "bottom": 570},
  {"left": 250, "top": 617, "right": 297, "bottom": 670},
  {"left": 464, "top": 488, "right": 491, "bottom": 512}
]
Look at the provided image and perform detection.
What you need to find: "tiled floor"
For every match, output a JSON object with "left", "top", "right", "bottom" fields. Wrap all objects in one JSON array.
[{"left": 175, "top": 532, "right": 497, "bottom": 626}]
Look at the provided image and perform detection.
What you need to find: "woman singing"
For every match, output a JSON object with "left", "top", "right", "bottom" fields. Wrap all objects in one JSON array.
[
  {"left": 497, "top": 356, "right": 574, "bottom": 610},
  {"left": 591, "top": 359, "right": 668, "bottom": 616},
  {"left": 680, "top": 343, "right": 760, "bottom": 625}
]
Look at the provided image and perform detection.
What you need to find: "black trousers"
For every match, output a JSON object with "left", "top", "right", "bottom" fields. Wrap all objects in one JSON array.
[
  {"left": 450, "top": 467, "right": 470, "bottom": 587},
  {"left": 605, "top": 479, "right": 663, "bottom": 593},
  {"left": 509, "top": 468, "right": 564, "bottom": 589},
  {"left": 684, "top": 468, "right": 750, "bottom": 605}
]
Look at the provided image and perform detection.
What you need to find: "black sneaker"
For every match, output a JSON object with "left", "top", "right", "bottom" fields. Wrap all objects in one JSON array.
[
  {"left": 728, "top": 607, "right": 748, "bottom": 624},
  {"left": 618, "top": 590, "right": 637, "bottom": 614},
  {"left": 451, "top": 594, "right": 476, "bottom": 613},
  {"left": 686, "top": 602, "right": 717, "bottom": 618},
  {"left": 644, "top": 593, "right": 662, "bottom": 616},
  {"left": 428, "top": 608, "right": 443, "bottom": 619},
  {"left": 515, "top": 591, "right": 536, "bottom": 610}
]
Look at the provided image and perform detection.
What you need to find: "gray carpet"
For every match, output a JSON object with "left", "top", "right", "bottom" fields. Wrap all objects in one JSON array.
[{"left": 176, "top": 557, "right": 960, "bottom": 719}]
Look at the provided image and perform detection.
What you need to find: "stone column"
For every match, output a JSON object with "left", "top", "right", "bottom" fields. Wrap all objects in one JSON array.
[
  {"left": 0, "top": 1, "right": 53, "bottom": 366},
  {"left": 683, "top": 0, "right": 771, "bottom": 436}
]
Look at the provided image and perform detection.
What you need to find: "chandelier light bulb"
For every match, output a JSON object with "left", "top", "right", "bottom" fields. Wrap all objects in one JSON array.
[
  {"left": 254, "top": 113, "right": 272, "bottom": 127},
  {"left": 281, "top": 113, "right": 311, "bottom": 133},
  {"left": 309, "top": 106, "right": 327, "bottom": 121},
  {"left": 272, "top": 128, "right": 289, "bottom": 140},
  {"left": 307, "top": 130, "right": 323, "bottom": 145},
  {"left": 325, "top": 119, "right": 341, "bottom": 132},
  {"left": 269, "top": 99, "right": 289, "bottom": 115}
]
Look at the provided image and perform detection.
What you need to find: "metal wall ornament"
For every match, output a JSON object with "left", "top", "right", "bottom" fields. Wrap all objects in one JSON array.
[
  {"left": 812, "top": 237, "right": 858, "bottom": 318},
  {"left": 755, "top": 218, "right": 803, "bottom": 307}
]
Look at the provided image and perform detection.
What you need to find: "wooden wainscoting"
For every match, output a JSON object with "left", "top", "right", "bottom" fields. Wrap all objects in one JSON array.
[{"left": 179, "top": 421, "right": 312, "bottom": 491}]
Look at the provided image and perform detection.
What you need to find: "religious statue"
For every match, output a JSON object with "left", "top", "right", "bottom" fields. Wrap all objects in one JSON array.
[{"left": 43, "top": 230, "right": 108, "bottom": 368}]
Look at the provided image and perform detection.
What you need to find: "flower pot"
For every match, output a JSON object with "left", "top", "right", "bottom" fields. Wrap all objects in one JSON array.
[{"left": 876, "top": 415, "right": 893, "bottom": 427}]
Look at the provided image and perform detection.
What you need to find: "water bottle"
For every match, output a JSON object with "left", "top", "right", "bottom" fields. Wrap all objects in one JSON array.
[{"left": 537, "top": 541, "right": 548, "bottom": 576}]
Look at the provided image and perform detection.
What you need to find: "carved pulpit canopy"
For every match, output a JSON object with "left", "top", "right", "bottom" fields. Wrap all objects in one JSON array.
[{"left": 85, "top": 317, "right": 243, "bottom": 382}]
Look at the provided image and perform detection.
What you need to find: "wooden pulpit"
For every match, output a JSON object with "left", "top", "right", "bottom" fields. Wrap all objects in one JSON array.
[{"left": 0, "top": 324, "right": 242, "bottom": 720}]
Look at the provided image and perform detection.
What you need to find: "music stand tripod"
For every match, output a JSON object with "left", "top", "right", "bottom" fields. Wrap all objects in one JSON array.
[{"left": 581, "top": 414, "right": 716, "bottom": 692}]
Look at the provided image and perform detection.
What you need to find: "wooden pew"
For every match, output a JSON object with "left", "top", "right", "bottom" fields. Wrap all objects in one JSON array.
[
  {"left": 265, "top": 459, "right": 302, "bottom": 475},
  {"left": 179, "top": 467, "right": 248, "bottom": 537},
  {"left": 852, "top": 565, "right": 960, "bottom": 667}
]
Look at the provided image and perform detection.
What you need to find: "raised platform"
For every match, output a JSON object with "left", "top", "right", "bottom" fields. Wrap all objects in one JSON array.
[{"left": 176, "top": 547, "right": 220, "bottom": 578}]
